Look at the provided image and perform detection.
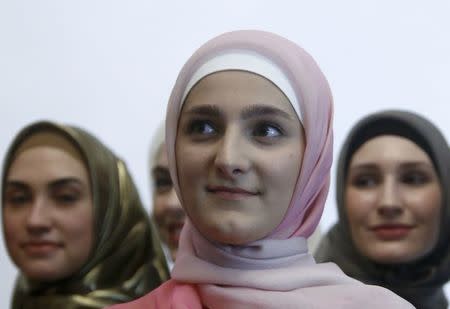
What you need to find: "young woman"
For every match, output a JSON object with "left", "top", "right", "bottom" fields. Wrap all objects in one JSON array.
[
  {"left": 110, "top": 30, "right": 413, "bottom": 308},
  {"left": 315, "top": 110, "right": 450, "bottom": 309},
  {"left": 2, "top": 121, "right": 169, "bottom": 308},
  {"left": 149, "top": 125, "right": 185, "bottom": 269}
]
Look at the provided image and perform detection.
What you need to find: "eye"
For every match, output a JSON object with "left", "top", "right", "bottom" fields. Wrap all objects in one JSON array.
[
  {"left": 253, "top": 124, "right": 282, "bottom": 137},
  {"left": 401, "top": 171, "right": 431, "bottom": 186},
  {"left": 55, "top": 193, "right": 80, "bottom": 204},
  {"left": 4, "top": 191, "right": 31, "bottom": 207},
  {"left": 155, "top": 176, "right": 173, "bottom": 193},
  {"left": 52, "top": 188, "right": 81, "bottom": 205},
  {"left": 186, "top": 120, "right": 216, "bottom": 136},
  {"left": 251, "top": 122, "right": 284, "bottom": 144},
  {"left": 350, "top": 174, "right": 379, "bottom": 189}
]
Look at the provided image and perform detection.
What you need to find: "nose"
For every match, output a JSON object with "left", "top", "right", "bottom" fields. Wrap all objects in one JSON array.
[
  {"left": 377, "top": 176, "right": 403, "bottom": 218},
  {"left": 214, "top": 126, "right": 250, "bottom": 179},
  {"left": 26, "top": 197, "right": 51, "bottom": 234},
  {"left": 166, "top": 188, "right": 183, "bottom": 211}
]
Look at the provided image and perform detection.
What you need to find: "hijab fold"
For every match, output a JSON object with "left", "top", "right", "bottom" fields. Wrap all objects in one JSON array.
[{"left": 2, "top": 121, "right": 169, "bottom": 308}]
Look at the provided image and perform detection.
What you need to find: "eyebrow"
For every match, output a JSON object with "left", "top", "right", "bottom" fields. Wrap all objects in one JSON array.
[
  {"left": 184, "top": 105, "right": 222, "bottom": 117},
  {"left": 349, "top": 161, "right": 434, "bottom": 170},
  {"left": 4, "top": 181, "right": 28, "bottom": 190},
  {"left": 184, "top": 104, "right": 294, "bottom": 120},
  {"left": 48, "top": 178, "right": 84, "bottom": 189},
  {"left": 241, "top": 104, "right": 294, "bottom": 120},
  {"left": 5, "top": 178, "right": 84, "bottom": 190}
]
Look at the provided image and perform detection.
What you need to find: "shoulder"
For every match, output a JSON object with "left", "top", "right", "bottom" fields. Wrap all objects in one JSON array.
[
  {"left": 105, "top": 280, "right": 202, "bottom": 309},
  {"left": 105, "top": 281, "right": 173, "bottom": 309}
]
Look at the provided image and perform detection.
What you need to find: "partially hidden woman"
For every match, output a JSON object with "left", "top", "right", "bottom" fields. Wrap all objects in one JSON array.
[
  {"left": 2, "top": 121, "right": 169, "bottom": 308},
  {"left": 110, "top": 30, "right": 413, "bottom": 308},
  {"left": 315, "top": 110, "right": 450, "bottom": 309},
  {"left": 148, "top": 124, "right": 185, "bottom": 269}
]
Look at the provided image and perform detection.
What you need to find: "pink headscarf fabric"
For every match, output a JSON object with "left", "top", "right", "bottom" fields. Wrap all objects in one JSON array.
[{"left": 109, "top": 30, "right": 413, "bottom": 308}]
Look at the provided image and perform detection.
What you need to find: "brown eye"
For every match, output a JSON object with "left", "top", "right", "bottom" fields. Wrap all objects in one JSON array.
[
  {"left": 186, "top": 120, "right": 217, "bottom": 136},
  {"left": 54, "top": 193, "right": 80, "bottom": 204},
  {"left": 51, "top": 187, "right": 82, "bottom": 205},
  {"left": 155, "top": 176, "right": 173, "bottom": 193},
  {"left": 252, "top": 123, "right": 283, "bottom": 138},
  {"left": 401, "top": 171, "right": 431, "bottom": 186},
  {"left": 350, "top": 174, "right": 379, "bottom": 188},
  {"left": 4, "top": 191, "right": 31, "bottom": 206}
]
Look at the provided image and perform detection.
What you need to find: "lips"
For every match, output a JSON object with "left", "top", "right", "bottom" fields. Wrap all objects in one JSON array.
[
  {"left": 167, "top": 222, "right": 184, "bottom": 246},
  {"left": 21, "top": 241, "right": 62, "bottom": 256},
  {"left": 370, "top": 224, "right": 415, "bottom": 240},
  {"left": 206, "top": 185, "right": 259, "bottom": 200}
]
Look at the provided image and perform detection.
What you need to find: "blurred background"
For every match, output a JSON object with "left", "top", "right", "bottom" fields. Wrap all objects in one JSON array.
[{"left": 1, "top": 0, "right": 449, "bottom": 307}]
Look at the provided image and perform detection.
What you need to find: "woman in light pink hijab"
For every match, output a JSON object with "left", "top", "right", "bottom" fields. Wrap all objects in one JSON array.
[{"left": 110, "top": 30, "right": 413, "bottom": 308}]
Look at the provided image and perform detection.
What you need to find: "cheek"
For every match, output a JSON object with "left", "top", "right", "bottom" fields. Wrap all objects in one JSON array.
[
  {"left": 2, "top": 211, "right": 22, "bottom": 245},
  {"left": 61, "top": 207, "right": 94, "bottom": 255},
  {"left": 176, "top": 146, "right": 206, "bottom": 182},
  {"left": 153, "top": 196, "right": 166, "bottom": 216},
  {"left": 345, "top": 189, "right": 374, "bottom": 226},
  {"left": 414, "top": 186, "right": 442, "bottom": 235}
]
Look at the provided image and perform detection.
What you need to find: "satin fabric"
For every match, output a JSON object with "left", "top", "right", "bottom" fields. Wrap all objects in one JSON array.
[
  {"left": 315, "top": 110, "right": 450, "bottom": 309},
  {"left": 2, "top": 121, "right": 169, "bottom": 308}
]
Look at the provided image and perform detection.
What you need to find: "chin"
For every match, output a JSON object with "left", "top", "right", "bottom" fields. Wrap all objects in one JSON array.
[
  {"left": 200, "top": 223, "right": 256, "bottom": 245},
  {"left": 366, "top": 249, "right": 423, "bottom": 265},
  {"left": 23, "top": 268, "right": 65, "bottom": 282}
]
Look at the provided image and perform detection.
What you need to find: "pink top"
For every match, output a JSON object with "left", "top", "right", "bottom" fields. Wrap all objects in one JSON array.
[{"left": 109, "top": 30, "right": 414, "bottom": 309}]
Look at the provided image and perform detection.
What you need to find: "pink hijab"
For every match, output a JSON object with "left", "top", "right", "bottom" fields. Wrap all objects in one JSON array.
[{"left": 109, "top": 30, "right": 413, "bottom": 308}]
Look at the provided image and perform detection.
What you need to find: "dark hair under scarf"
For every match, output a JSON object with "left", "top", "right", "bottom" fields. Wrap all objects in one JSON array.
[
  {"left": 315, "top": 110, "right": 450, "bottom": 309},
  {"left": 2, "top": 121, "right": 169, "bottom": 308}
]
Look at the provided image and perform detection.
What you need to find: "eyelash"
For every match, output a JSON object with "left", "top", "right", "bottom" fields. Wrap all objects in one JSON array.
[
  {"left": 4, "top": 191, "right": 81, "bottom": 208},
  {"left": 185, "top": 119, "right": 217, "bottom": 138},
  {"left": 184, "top": 119, "right": 285, "bottom": 143},
  {"left": 350, "top": 171, "right": 433, "bottom": 189},
  {"left": 251, "top": 122, "right": 284, "bottom": 138},
  {"left": 4, "top": 192, "right": 31, "bottom": 206}
]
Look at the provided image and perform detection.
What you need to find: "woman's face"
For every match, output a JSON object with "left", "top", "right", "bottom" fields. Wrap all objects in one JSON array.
[
  {"left": 346, "top": 135, "right": 441, "bottom": 264},
  {"left": 176, "top": 70, "right": 304, "bottom": 245},
  {"left": 152, "top": 143, "right": 185, "bottom": 260},
  {"left": 3, "top": 141, "right": 94, "bottom": 281}
]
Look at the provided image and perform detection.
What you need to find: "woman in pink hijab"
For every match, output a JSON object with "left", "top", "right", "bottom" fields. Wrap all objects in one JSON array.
[{"left": 110, "top": 30, "right": 413, "bottom": 308}]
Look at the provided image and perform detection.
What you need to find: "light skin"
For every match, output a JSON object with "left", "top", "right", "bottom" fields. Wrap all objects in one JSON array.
[
  {"left": 176, "top": 70, "right": 304, "bottom": 245},
  {"left": 345, "top": 135, "right": 441, "bottom": 264},
  {"left": 3, "top": 140, "right": 94, "bottom": 282},
  {"left": 152, "top": 142, "right": 185, "bottom": 261}
]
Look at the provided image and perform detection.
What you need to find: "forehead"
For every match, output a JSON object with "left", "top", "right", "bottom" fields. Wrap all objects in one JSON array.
[
  {"left": 183, "top": 70, "right": 296, "bottom": 115},
  {"left": 7, "top": 145, "right": 88, "bottom": 181},
  {"left": 350, "top": 135, "right": 433, "bottom": 166}
]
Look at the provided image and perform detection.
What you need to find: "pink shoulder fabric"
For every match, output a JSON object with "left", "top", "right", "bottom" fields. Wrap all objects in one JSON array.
[{"left": 107, "top": 280, "right": 202, "bottom": 309}]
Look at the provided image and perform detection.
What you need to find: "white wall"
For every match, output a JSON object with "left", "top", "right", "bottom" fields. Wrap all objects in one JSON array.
[{"left": 1, "top": 1, "right": 449, "bottom": 307}]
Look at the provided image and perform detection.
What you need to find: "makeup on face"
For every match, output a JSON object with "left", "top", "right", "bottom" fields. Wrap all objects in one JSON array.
[
  {"left": 175, "top": 70, "right": 304, "bottom": 245},
  {"left": 345, "top": 135, "right": 441, "bottom": 264},
  {"left": 3, "top": 133, "right": 94, "bottom": 282}
]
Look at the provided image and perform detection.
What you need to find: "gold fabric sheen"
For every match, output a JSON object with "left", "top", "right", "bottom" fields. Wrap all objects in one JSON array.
[{"left": 2, "top": 121, "right": 169, "bottom": 308}]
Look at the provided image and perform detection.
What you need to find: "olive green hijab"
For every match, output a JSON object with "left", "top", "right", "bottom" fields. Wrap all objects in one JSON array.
[
  {"left": 2, "top": 121, "right": 169, "bottom": 308},
  {"left": 315, "top": 110, "right": 450, "bottom": 309}
]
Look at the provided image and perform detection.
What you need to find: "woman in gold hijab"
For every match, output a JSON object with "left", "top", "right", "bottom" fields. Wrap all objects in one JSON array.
[{"left": 2, "top": 121, "right": 169, "bottom": 308}]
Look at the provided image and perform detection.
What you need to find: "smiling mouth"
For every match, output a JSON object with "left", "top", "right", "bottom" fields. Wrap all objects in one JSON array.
[
  {"left": 370, "top": 224, "right": 415, "bottom": 240},
  {"left": 206, "top": 185, "right": 259, "bottom": 200},
  {"left": 22, "top": 241, "right": 62, "bottom": 256}
]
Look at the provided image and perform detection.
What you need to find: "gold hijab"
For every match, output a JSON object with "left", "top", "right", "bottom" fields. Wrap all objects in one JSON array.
[{"left": 2, "top": 121, "right": 169, "bottom": 308}]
